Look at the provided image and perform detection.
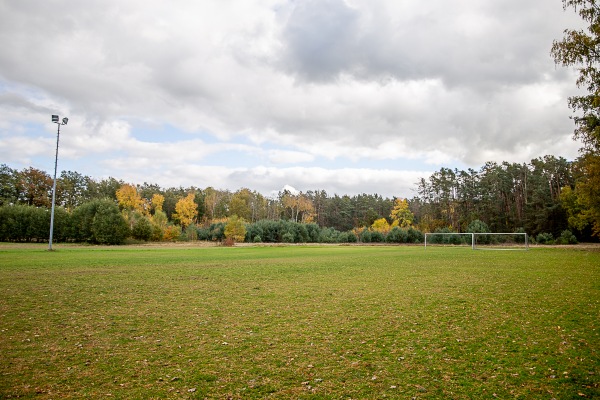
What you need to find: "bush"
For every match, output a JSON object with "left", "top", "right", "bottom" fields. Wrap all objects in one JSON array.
[
  {"left": 251, "top": 220, "right": 279, "bottom": 242},
  {"left": 319, "top": 227, "right": 339, "bottom": 243},
  {"left": 246, "top": 223, "right": 263, "bottom": 243},
  {"left": 407, "top": 227, "right": 424, "bottom": 243},
  {"left": 337, "top": 231, "right": 357, "bottom": 243},
  {"left": 69, "top": 199, "right": 129, "bottom": 244},
  {"left": 359, "top": 229, "right": 372, "bottom": 243},
  {"left": 341, "top": 231, "right": 357, "bottom": 243},
  {"left": 282, "top": 232, "right": 295, "bottom": 243},
  {"left": 132, "top": 215, "right": 153, "bottom": 241},
  {"left": 536, "top": 232, "right": 554, "bottom": 245},
  {"left": 557, "top": 230, "right": 578, "bottom": 245},
  {"left": 514, "top": 227, "right": 527, "bottom": 243},
  {"left": 91, "top": 201, "right": 130, "bottom": 245},
  {"left": 430, "top": 227, "right": 452, "bottom": 244},
  {"left": 184, "top": 223, "right": 199, "bottom": 241},
  {"left": 209, "top": 222, "right": 226, "bottom": 241},
  {"left": 196, "top": 226, "right": 211, "bottom": 241},
  {"left": 371, "top": 231, "right": 385, "bottom": 243},
  {"left": 448, "top": 233, "right": 464, "bottom": 245},
  {"left": 163, "top": 225, "right": 181, "bottom": 241},
  {"left": 150, "top": 223, "right": 163, "bottom": 241},
  {"left": 0, "top": 204, "right": 61, "bottom": 242},
  {"left": 386, "top": 227, "right": 408, "bottom": 243},
  {"left": 305, "top": 223, "right": 321, "bottom": 242}
]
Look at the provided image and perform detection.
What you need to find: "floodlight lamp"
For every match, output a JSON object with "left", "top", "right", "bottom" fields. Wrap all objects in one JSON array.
[
  {"left": 62, "top": 117, "right": 68, "bottom": 125},
  {"left": 52, "top": 115, "right": 59, "bottom": 123}
]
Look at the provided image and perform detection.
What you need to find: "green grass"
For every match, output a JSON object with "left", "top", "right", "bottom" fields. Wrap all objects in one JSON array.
[{"left": 0, "top": 244, "right": 598, "bottom": 399}]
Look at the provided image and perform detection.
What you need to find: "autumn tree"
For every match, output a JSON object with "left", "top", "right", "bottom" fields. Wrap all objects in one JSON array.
[
  {"left": 551, "top": 0, "right": 600, "bottom": 236},
  {"left": 281, "top": 191, "right": 315, "bottom": 223},
  {"left": 18, "top": 167, "right": 52, "bottom": 207},
  {"left": 151, "top": 193, "right": 165, "bottom": 213},
  {"left": 371, "top": 217, "right": 393, "bottom": 234},
  {"left": 203, "top": 187, "right": 230, "bottom": 222},
  {"left": 552, "top": 0, "right": 600, "bottom": 151},
  {"left": 390, "top": 198, "right": 415, "bottom": 228},
  {"left": 173, "top": 192, "right": 198, "bottom": 228},
  {"left": 563, "top": 153, "right": 600, "bottom": 235},
  {"left": 224, "top": 215, "right": 247, "bottom": 243},
  {"left": 229, "top": 188, "right": 253, "bottom": 221},
  {"left": 116, "top": 184, "right": 145, "bottom": 213}
]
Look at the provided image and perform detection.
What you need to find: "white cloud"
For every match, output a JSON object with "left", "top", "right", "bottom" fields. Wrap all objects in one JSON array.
[{"left": 0, "top": 0, "right": 587, "bottom": 198}]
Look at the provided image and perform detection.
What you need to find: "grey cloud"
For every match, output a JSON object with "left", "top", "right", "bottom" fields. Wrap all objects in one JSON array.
[
  {"left": 0, "top": 0, "right": 585, "bottom": 197},
  {"left": 281, "top": 0, "right": 361, "bottom": 81},
  {"left": 278, "top": 0, "right": 578, "bottom": 89},
  {"left": 0, "top": 92, "right": 54, "bottom": 114}
]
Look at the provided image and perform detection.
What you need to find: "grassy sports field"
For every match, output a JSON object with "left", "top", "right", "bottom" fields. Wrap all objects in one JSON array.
[{"left": 0, "top": 244, "right": 598, "bottom": 399}]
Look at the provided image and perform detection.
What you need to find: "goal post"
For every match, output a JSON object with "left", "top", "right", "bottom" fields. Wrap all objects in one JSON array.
[{"left": 424, "top": 232, "right": 529, "bottom": 250}]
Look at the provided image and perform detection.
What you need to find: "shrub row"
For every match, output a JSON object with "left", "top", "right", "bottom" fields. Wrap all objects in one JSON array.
[
  {"left": 0, "top": 201, "right": 129, "bottom": 245},
  {"left": 190, "top": 219, "right": 425, "bottom": 244},
  {"left": 1, "top": 204, "right": 578, "bottom": 246},
  {"left": 0, "top": 204, "right": 426, "bottom": 245},
  {"left": 535, "top": 230, "right": 578, "bottom": 245}
]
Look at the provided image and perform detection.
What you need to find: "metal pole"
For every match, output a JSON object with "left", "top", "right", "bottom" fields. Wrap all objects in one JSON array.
[{"left": 49, "top": 123, "right": 61, "bottom": 251}]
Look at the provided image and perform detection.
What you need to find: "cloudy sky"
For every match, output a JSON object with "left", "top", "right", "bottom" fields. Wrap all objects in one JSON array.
[{"left": 0, "top": 0, "right": 585, "bottom": 198}]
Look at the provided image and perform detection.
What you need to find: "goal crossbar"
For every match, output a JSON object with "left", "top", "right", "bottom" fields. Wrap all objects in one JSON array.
[{"left": 424, "top": 232, "right": 529, "bottom": 250}]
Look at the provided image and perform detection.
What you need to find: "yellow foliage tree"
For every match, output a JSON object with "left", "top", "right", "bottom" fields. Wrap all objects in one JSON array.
[
  {"left": 390, "top": 198, "right": 414, "bottom": 228},
  {"left": 173, "top": 193, "right": 198, "bottom": 228},
  {"left": 371, "top": 218, "right": 392, "bottom": 234},
  {"left": 163, "top": 225, "right": 181, "bottom": 241},
  {"left": 282, "top": 192, "right": 315, "bottom": 223},
  {"left": 224, "top": 215, "right": 247, "bottom": 243},
  {"left": 561, "top": 154, "right": 600, "bottom": 237},
  {"left": 151, "top": 193, "right": 165, "bottom": 213},
  {"left": 116, "top": 184, "right": 145, "bottom": 213},
  {"left": 229, "top": 189, "right": 252, "bottom": 221}
]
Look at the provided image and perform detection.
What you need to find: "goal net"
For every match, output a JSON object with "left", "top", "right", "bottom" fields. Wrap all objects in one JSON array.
[
  {"left": 424, "top": 232, "right": 529, "bottom": 250},
  {"left": 472, "top": 233, "right": 529, "bottom": 250},
  {"left": 424, "top": 233, "right": 475, "bottom": 249}
]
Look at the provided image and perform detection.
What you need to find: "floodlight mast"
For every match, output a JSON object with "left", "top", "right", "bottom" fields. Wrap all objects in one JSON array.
[{"left": 48, "top": 115, "right": 68, "bottom": 251}]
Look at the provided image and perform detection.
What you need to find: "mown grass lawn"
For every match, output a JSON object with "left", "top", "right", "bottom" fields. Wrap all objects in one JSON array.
[{"left": 0, "top": 244, "right": 598, "bottom": 399}]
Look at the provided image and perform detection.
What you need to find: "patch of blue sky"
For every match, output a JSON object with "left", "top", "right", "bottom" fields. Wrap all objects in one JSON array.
[
  {"left": 234, "top": 139, "right": 461, "bottom": 171},
  {"left": 19, "top": 120, "right": 48, "bottom": 136},
  {"left": 316, "top": 156, "right": 429, "bottom": 171},
  {"left": 128, "top": 121, "right": 218, "bottom": 144},
  {"left": 201, "top": 148, "right": 263, "bottom": 168}
]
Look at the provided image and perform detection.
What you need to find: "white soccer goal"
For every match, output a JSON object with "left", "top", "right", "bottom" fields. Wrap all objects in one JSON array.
[{"left": 424, "top": 232, "right": 529, "bottom": 250}]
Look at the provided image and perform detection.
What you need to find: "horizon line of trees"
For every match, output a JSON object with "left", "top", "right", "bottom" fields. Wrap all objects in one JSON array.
[{"left": 0, "top": 153, "right": 597, "bottom": 245}]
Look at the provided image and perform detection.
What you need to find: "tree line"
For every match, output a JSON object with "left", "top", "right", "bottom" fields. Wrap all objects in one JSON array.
[
  {"left": 0, "top": 152, "right": 595, "bottom": 245},
  {"left": 2, "top": 1, "right": 600, "bottom": 245}
]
